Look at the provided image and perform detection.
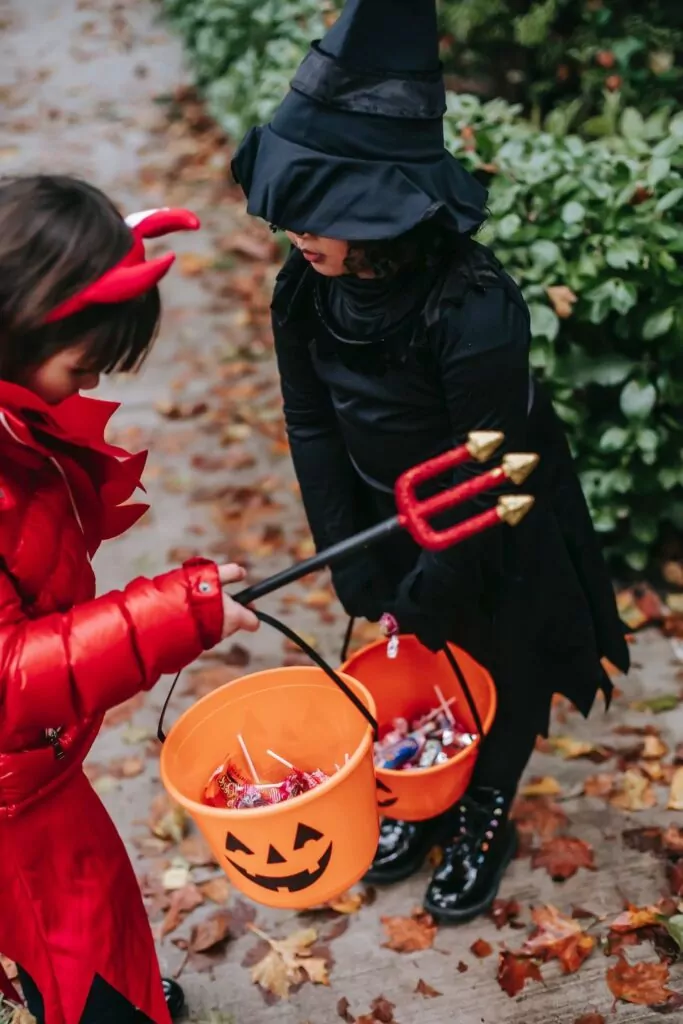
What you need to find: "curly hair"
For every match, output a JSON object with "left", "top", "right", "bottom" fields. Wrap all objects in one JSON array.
[{"left": 343, "top": 220, "right": 473, "bottom": 278}]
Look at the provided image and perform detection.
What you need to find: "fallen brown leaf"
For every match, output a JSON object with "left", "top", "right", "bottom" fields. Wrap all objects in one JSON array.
[
  {"left": 489, "top": 898, "right": 522, "bottom": 930},
  {"left": 667, "top": 767, "right": 683, "bottom": 810},
  {"left": 470, "top": 938, "right": 493, "bottom": 958},
  {"left": 574, "top": 1015, "right": 606, "bottom": 1024},
  {"left": 337, "top": 996, "right": 354, "bottom": 1022},
  {"left": 161, "top": 883, "right": 205, "bottom": 937},
  {"left": 178, "top": 252, "right": 214, "bottom": 276},
  {"left": 520, "top": 776, "right": 562, "bottom": 798},
  {"left": 617, "top": 584, "right": 668, "bottom": 630},
  {"left": 610, "top": 769, "right": 657, "bottom": 812},
  {"left": 178, "top": 833, "right": 216, "bottom": 867},
  {"left": 381, "top": 909, "right": 437, "bottom": 953},
  {"left": 511, "top": 797, "right": 568, "bottom": 840},
  {"left": 532, "top": 836, "right": 596, "bottom": 881},
  {"left": 366, "top": 997, "right": 395, "bottom": 1023},
  {"left": 663, "top": 827, "right": 683, "bottom": 855},
  {"left": 199, "top": 877, "right": 231, "bottom": 904},
  {"left": 148, "top": 794, "right": 188, "bottom": 844},
  {"left": 622, "top": 826, "right": 663, "bottom": 854},
  {"left": 457, "top": 960, "right": 469, "bottom": 972},
  {"left": 609, "top": 905, "right": 661, "bottom": 934},
  {"left": 415, "top": 978, "right": 442, "bottom": 998},
  {"left": 497, "top": 951, "right": 544, "bottom": 997},
  {"left": 521, "top": 905, "right": 595, "bottom": 973},
  {"left": 325, "top": 890, "right": 365, "bottom": 915},
  {"left": 642, "top": 734, "right": 669, "bottom": 760},
  {"left": 188, "top": 911, "right": 233, "bottom": 954},
  {"left": 584, "top": 774, "right": 616, "bottom": 798},
  {"left": 606, "top": 955, "right": 676, "bottom": 1006},
  {"left": 248, "top": 925, "right": 329, "bottom": 1000}
]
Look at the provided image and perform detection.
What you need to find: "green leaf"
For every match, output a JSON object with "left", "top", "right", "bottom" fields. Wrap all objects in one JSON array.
[
  {"left": 664, "top": 914, "right": 683, "bottom": 952},
  {"left": 497, "top": 213, "right": 522, "bottom": 239},
  {"left": 561, "top": 201, "right": 585, "bottom": 225},
  {"left": 530, "top": 239, "right": 562, "bottom": 270},
  {"left": 647, "top": 157, "right": 671, "bottom": 189},
  {"left": 605, "top": 238, "right": 641, "bottom": 270},
  {"left": 636, "top": 428, "right": 658, "bottom": 453},
  {"left": 587, "top": 355, "right": 636, "bottom": 387},
  {"left": 632, "top": 694, "right": 681, "bottom": 714},
  {"left": 599, "top": 426, "right": 628, "bottom": 452},
  {"left": 529, "top": 302, "right": 559, "bottom": 343},
  {"left": 643, "top": 308, "right": 674, "bottom": 341},
  {"left": 656, "top": 188, "right": 683, "bottom": 213},
  {"left": 620, "top": 380, "right": 657, "bottom": 419},
  {"left": 625, "top": 548, "right": 648, "bottom": 572},
  {"left": 670, "top": 111, "right": 683, "bottom": 140},
  {"left": 620, "top": 107, "right": 645, "bottom": 140}
]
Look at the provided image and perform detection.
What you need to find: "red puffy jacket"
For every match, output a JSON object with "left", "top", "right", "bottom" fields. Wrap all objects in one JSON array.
[{"left": 0, "top": 383, "right": 224, "bottom": 1023}]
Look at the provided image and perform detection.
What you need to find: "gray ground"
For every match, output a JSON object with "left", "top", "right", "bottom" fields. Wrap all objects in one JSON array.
[{"left": 2, "top": 3, "right": 682, "bottom": 1023}]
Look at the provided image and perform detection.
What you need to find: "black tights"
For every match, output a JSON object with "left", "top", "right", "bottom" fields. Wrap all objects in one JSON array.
[
  {"left": 16, "top": 967, "right": 150, "bottom": 1024},
  {"left": 469, "top": 688, "right": 545, "bottom": 799}
]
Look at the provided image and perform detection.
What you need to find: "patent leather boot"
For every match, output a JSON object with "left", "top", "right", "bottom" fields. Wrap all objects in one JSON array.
[
  {"left": 423, "top": 786, "right": 517, "bottom": 922},
  {"left": 162, "top": 978, "right": 186, "bottom": 1019},
  {"left": 364, "top": 810, "right": 457, "bottom": 885}
]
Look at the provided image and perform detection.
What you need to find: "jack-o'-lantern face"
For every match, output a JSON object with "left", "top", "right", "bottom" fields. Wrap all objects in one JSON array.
[
  {"left": 224, "top": 822, "right": 333, "bottom": 893},
  {"left": 376, "top": 778, "right": 397, "bottom": 809}
]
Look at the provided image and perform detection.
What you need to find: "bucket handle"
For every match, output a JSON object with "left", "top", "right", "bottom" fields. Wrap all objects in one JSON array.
[
  {"left": 340, "top": 617, "right": 485, "bottom": 740},
  {"left": 157, "top": 610, "right": 379, "bottom": 744}
]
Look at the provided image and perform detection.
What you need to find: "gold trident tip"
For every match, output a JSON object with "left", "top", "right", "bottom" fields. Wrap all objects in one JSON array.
[
  {"left": 502, "top": 453, "right": 540, "bottom": 486},
  {"left": 466, "top": 431, "right": 505, "bottom": 462},
  {"left": 497, "top": 494, "right": 535, "bottom": 526}
]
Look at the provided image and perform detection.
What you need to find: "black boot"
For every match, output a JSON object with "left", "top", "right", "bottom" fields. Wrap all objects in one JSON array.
[
  {"left": 423, "top": 786, "right": 517, "bottom": 923},
  {"left": 364, "top": 810, "right": 457, "bottom": 885},
  {"left": 162, "top": 978, "right": 186, "bottom": 1020}
]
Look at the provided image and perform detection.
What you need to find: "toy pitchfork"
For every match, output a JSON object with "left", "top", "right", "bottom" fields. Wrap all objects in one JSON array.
[{"left": 232, "top": 431, "right": 538, "bottom": 606}]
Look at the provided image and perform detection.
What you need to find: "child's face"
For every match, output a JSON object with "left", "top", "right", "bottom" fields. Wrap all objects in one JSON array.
[
  {"left": 22, "top": 340, "right": 101, "bottom": 405},
  {"left": 285, "top": 231, "right": 352, "bottom": 277}
]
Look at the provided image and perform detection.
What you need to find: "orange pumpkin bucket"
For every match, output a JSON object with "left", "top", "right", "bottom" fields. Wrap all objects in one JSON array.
[
  {"left": 159, "top": 663, "right": 379, "bottom": 910},
  {"left": 341, "top": 635, "right": 497, "bottom": 822}
]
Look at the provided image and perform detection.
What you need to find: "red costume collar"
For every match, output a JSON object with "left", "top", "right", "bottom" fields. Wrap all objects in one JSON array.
[{"left": 0, "top": 382, "right": 149, "bottom": 555}]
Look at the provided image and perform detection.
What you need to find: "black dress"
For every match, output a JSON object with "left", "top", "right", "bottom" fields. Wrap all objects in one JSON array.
[{"left": 271, "top": 243, "right": 629, "bottom": 784}]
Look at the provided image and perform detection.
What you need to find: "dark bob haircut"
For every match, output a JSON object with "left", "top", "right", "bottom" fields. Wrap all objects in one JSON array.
[
  {"left": 0, "top": 174, "right": 160, "bottom": 381},
  {"left": 343, "top": 219, "right": 472, "bottom": 279}
]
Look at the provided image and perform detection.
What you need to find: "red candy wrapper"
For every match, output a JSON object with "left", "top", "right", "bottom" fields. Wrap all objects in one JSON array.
[{"left": 202, "top": 758, "right": 330, "bottom": 810}]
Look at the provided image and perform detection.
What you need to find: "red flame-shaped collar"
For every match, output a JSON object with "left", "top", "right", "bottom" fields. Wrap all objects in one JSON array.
[{"left": 43, "top": 207, "right": 200, "bottom": 323}]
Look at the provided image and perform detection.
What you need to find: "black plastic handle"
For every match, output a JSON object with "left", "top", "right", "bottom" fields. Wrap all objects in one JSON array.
[
  {"left": 157, "top": 610, "right": 378, "bottom": 744},
  {"left": 339, "top": 617, "right": 485, "bottom": 739}
]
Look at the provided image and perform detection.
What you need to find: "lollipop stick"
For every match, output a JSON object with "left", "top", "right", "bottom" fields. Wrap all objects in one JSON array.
[
  {"left": 434, "top": 684, "right": 456, "bottom": 726},
  {"left": 237, "top": 733, "right": 260, "bottom": 783},
  {"left": 267, "top": 749, "right": 294, "bottom": 770}
]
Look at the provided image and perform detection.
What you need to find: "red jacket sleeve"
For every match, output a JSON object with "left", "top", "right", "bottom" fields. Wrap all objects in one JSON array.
[{"left": 0, "top": 558, "right": 224, "bottom": 735}]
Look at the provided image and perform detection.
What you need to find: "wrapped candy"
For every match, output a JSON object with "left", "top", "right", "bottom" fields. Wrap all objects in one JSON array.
[
  {"left": 201, "top": 754, "right": 330, "bottom": 810},
  {"left": 373, "top": 686, "right": 479, "bottom": 772}
]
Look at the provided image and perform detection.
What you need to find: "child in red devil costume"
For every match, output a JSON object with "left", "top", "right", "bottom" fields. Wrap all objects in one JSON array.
[{"left": 0, "top": 175, "right": 260, "bottom": 1023}]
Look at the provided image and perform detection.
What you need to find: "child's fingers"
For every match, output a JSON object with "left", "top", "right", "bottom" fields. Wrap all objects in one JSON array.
[
  {"left": 217, "top": 563, "right": 248, "bottom": 585},
  {"left": 222, "top": 595, "right": 260, "bottom": 637}
]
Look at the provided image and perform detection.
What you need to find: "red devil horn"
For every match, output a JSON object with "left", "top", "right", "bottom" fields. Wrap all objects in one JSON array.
[
  {"left": 44, "top": 254, "right": 175, "bottom": 323},
  {"left": 125, "top": 208, "right": 200, "bottom": 239}
]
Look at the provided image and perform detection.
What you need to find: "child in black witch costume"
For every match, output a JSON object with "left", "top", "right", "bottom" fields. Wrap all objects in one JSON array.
[{"left": 231, "top": 0, "right": 629, "bottom": 922}]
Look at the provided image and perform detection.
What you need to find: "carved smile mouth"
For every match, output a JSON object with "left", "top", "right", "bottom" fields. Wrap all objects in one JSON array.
[
  {"left": 227, "top": 843, "right": 333, "bottom": 892},
  {"left": 377, "top": 779, "right": 397, "bottom": 809}
]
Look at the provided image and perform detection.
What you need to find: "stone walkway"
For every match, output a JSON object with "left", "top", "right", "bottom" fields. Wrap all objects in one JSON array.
[{"left": 2, "top": 3, "right": 682, "bottom": 1022}]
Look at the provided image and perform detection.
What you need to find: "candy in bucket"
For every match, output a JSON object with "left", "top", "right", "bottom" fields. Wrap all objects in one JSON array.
[{"left": 374, "top": 684, "right": 477, "bottom": 771}]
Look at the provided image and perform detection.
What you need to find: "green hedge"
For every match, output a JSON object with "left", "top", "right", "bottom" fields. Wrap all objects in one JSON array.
[{"left": 162, "top": 1, "right": 683, "bottom": 570}]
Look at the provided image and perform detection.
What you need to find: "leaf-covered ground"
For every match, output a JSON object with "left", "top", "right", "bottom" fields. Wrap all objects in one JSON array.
[{"left": 2, "top": 3, "right": 683, "bottom": 1022}]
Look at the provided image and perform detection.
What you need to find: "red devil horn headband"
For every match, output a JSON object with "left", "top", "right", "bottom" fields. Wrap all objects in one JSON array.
[{"left": 43, "top": 207, "right": 200, "bottom": 324}]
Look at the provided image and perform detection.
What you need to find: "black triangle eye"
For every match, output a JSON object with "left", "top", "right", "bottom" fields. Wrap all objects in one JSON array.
[
  {"left": 376, "top": 779, "right": 392, "bottom": 793},
  {"left": 294, "top": 822, "right": 323, "bottom": 850},
  {"left": 225, "top": 833, "right": 254, "bottom": 855},
  {"left": 267, "top": 844, "right": 286, "bottom": 864}
]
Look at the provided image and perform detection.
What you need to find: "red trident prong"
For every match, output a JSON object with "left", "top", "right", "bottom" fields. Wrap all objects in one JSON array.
[{"left": 395, "top": 438, "right": 539, "bottom": 552}]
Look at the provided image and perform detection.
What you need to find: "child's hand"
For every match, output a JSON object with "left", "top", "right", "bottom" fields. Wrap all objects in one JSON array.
[{"left": 217, "top": 564, "right": 260, "bottom": 638}]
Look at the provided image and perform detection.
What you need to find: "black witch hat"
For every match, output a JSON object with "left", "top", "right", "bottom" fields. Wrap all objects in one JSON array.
[{"left": 231, "top": 0, "right": 487, "bottom": 241}]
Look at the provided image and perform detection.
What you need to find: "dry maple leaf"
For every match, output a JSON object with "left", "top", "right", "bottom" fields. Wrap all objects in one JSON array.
[
  {"left": 415, "top": 978, "right": 442, "bottom": 998},
  {"left": 470, "top": 938, "right": 493, "bottom": 958},
  {"left": 521, "top": 905, "right": 595, "bottom": 973},
  {"left": 497, "top": 951, "right": 544, "bottom": 997},
  {"left": 609, "top": 905, "right": 661, "bottom": 934},
  {"left": 337, "top": 996, "right": 354, "bottom": 1022},
  {"left": 161, "top": 883, "right": 204, "bottom": 937},
  {"left": 546, "top": 285, "right": 578, "bottom": 318},
  {"left": 199, "top": 877, "right": 231, "bottom": 904},
  {"left": 249, "top": 926, "right": 329, "bottom": 1000},
  {"left": 325, "top": 890, "right": 365, "bottom": 914},
  {"left": 188, "top": 911, "right": 233, "bottom": 954},
  {"left": 532, "top": 836, "right": 596, "bottom": 881},
  {"left": 148, "top": 794, "right": 188, "bottom": 844},
  {"left": 381, "top": 909, "right": 437, "bottom": 953},
  {"left": 574, "top": 1015, "right": 606, "bottom": 1024},
  {"left": 584, "top": 774, "right": 616, "bottom": 798},
  {"left": 511, "top": 797, "right": 568, "bottom": 840},
  {"left": 490, "top": 898, "right": 522, "bottom": 930},
  {"left": 606, "top": 955, "right": 676, "bottom": 1006},
  {"left": 609, "top": 769, "right": 657, "bottom": 812},
  {"left": 520, "top": 776, "right": 562, "bottom": 797},
  {"left": 667, "top": 767, "right": 683, "bottom": 810}
]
